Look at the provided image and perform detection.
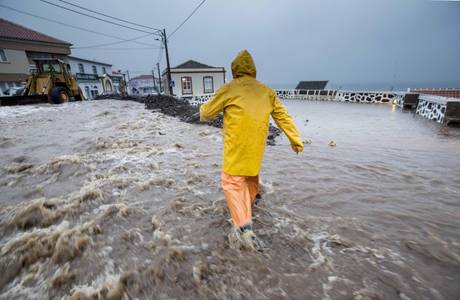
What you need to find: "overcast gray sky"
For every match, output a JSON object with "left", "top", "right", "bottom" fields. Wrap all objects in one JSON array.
[{"left": 1, "top": 0, "right": 459, "bottom": 89}]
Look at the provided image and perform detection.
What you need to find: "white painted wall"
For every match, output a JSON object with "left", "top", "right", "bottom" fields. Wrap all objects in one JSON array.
[
  {"left": 170, "top": 71, "right": 225, "bottom": 98},
  {"left": 77, "top": 82, "right": 103, "bottom": 100},
  {"left": 111, "top": 74, "right": 125, "bottom": 94},
  {"left": 68, "top": 57, "right": 113, "bottom": 99},
  {"left": 129, "top": 77, "right": 160, "bottom": 96},
  {"left": 0, "top": 49, "right": 30, "bottom": 94},
  {"left": 68, "top": 58, "right": 112, "bottom": 76},
  {"left": 0, "top": 48, "right": 29, "bottom": 74}
]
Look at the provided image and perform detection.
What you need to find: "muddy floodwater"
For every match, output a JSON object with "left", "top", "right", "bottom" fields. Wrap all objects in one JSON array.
[{"left": 0, "top": 99, "right": 459, "bottom": 299}]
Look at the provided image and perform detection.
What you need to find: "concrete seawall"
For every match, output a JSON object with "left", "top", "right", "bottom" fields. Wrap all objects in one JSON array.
[{"left": 185, "top": 89, "right": 460, "bottom": 125}]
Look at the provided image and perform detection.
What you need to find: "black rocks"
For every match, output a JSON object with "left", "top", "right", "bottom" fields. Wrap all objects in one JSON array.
[
  {"left": 94, "top": 94, "right": 143, "bottom": 103},
  {"left": 144, "top": 95, "right": 198, "bottom": 123},
  {"left": 144, "top": 95, "right": 281, "bottom": 145}
]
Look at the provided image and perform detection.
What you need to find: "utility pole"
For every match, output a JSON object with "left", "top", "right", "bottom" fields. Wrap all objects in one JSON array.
[
  {"left": 151, "top": 69, "right": 157, "bottom": 93},
  {"left": 122, "top": 72, "right": 128, "bottom": 96},
  {"left": 126, "top": 70, "right": 131, "bottom": 95},
  {"left": 157, "top": 62, "right": 162, "bottom": 93},
  {"left": 162, "top": 29, "right": 173, "bottom": 95}
]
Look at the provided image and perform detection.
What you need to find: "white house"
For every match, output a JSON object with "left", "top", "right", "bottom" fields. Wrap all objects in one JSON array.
[
  {"left": 68, "top": 56, "right": 113, "bottom": 99},
  {"left": 129, "top": 74, "right": 160, "bottom": 96},
  {"left": 162, "top": 60, "right": 226, "bottom": 98}
]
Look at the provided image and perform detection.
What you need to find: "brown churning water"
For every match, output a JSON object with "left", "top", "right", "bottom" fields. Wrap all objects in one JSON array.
[{"left": 0, "top": 100, "right": 459, "bottom": 299}]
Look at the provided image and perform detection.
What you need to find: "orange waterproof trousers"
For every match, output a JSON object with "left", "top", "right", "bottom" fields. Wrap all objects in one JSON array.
[{"left": 221, "top": 172, "right": 259, "bottom": 228}]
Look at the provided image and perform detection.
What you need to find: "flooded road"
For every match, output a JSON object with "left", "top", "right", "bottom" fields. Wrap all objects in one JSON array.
[{"left": 0, "top": 100, "right": 459, "bottom": 299}]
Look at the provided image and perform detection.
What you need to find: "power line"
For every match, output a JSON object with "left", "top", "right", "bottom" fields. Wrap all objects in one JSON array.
[
  {"left": 0, "top": 4, "right": 156, "bottom": 47},
  {"left": 39, "top": 0, "right": 157, "bottom": 35},
  {"left": 72, "top": 47, "right": 162, "bottom": 50},
  {"left": 56, "top": 0, "right": 161, "bottom": 32},
  {"left": 72, "top": 33, "right": 154, "bottom": 49},
  {"left": 168, "top": 0, "right": 207, "bottom": 39},
  {"left": 127, "top": 70, "right": 153, "bottom": 74}
]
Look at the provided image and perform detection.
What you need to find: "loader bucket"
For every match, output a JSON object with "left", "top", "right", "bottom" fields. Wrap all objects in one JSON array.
[{"left": 0, "top": 95, "right": 49, "bottom": 106}]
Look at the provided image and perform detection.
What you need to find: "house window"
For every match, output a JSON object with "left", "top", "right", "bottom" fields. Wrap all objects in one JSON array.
[
  {"left": 181, "top": 76, "right": 192, "bottom": 95},
  {"left": 102, "top": 67, "right": 106, "bottom": 74},
  {"left": 91, "top": 89, "right": 99, "bottom": 98},
  {"left": 203, "top": 76, "right": 214, "bottom": 94},
  {"left": 78, "top": 63, "right": 84, "bottom": 73},
  {"left": 92, "top": 65, "right": 97, "bottom": 75},
  {"left": 0, "top": 49, "right": 8, "bottom": 62}
]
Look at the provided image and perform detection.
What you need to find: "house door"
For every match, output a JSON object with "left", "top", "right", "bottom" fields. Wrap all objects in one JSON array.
[
  {"left": 85, "top": 86, "right": 90, "bottom": 99},
  {"left": 105, "top": 81, "right": 113, "bottom": 92}
]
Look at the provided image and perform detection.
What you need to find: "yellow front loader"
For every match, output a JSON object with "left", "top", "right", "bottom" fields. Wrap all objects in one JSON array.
[{"left": 0, "top": 59, "right": 85, "bottom": 106}]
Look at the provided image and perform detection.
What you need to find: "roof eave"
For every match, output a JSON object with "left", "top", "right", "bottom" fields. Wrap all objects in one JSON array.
[
  {"left": 161, "top": 67, "right": 225, "bottom": 76},
  {"left": 68, "top": 55, "right": 112, "bottom": 66},
  {"left": 0, "top": 36, "right": 72, "bottom": 47}
]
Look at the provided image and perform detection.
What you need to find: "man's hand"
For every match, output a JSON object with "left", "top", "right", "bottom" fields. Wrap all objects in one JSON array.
[{"left": 291, "top": 142, "right": 304, "bottom": 154}]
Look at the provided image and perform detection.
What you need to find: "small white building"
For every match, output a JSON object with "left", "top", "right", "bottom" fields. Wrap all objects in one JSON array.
[
  {"left": 129, "top": 75, "right": 160, "bottom": 96},
  {"left": 162, "top": 60, "right": 226, "bottom": 98},
  {"left": 111, "top": 70, "right": 127, "bottom": 95},
  {"left": 68, "top": 56, "right": 113, "bottom": 99}
]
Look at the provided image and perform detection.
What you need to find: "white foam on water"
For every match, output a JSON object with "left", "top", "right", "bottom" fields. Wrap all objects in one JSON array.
[
  {"left": 1, "top": 261, "right": 50, "bottom": 300},
  {"left": 67, "top": 245, "right": 118, "bottom": 299},
  {"left": 308, "top": 231, "right": 332, "bottom": 270},
  {"left": 1, "top": 220, "right": 70, "bottom": 252},
  {"left": 322, "top": 276, "right": 354, "bottom": 300}
]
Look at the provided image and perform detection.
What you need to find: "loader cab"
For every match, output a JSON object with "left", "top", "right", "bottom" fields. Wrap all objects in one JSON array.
[
  {"left": 41, "top": 61, "right": 62, "bottom": 73},
  {"left": 32, "top": 59, "right": 67, "bottom": 74}
]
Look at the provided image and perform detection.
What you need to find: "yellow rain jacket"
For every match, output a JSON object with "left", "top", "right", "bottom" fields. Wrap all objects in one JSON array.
[{"left": 200, "top": 50, "right": 303, "bottom": 176}]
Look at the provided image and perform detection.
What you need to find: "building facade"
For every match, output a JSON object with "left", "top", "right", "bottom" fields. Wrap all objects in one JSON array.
[
  {"left": 129, "top": 75, "right": 160, "bottom": 96},
  {"left": 295, "top": 80, "right": 329, "bottom": 90},
  {"left": 0, "top": 18, "right": 71, "bottom": 96},
  {"left": 162, "top": 60, "right": 225, "bottom": 98},
  {"left": 68, "top": 56, "right": 113, "bottom": 100},
  {"left": 111, "top": 70, "right": 127, "bottom": 95},
  {"left": 410, "top": 88, "right": 460, "bottom": 100}
]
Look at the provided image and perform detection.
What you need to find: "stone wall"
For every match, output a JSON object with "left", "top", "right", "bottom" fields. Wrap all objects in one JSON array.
[
  {"left": 415, "top": 95, "right": 448, "bottom": 123},
  {"left": 275, "top": 89, "right": 402, "bottom": 104},
  {"left": 183, "top": 89, "right": 459, "bottom": 125}
]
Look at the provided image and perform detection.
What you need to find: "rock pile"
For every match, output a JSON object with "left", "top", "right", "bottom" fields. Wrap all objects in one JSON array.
[
  {"left": 144, "top": 95, "right": 199, "bottom": 122},
  {"left": 144, "top": 95, "right": 282, "bottom": 144},
  {"left": 94, "top": 94, "right": 143, "bottom": 103}
]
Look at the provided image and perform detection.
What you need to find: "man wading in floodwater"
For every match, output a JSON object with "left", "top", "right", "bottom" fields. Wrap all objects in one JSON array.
[{"left": 200, "top": 50, "right": 303, "bottom": 250}]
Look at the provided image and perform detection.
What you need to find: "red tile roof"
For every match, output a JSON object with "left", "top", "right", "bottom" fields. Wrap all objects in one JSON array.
[{"left": 0, "top": 18, "right": 71, "bottom": 45}]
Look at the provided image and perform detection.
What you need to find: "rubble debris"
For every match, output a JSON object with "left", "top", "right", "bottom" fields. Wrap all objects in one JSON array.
[
  {"left": 94, "top": 94, "right": 143, "bottom": 103},
  {"left": 144, "top": 95, "right": 281, "bottom": 145}
]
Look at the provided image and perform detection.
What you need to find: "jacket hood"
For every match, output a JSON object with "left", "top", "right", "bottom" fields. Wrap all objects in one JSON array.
[{"left": 231, "top": 50, "right": 257, "bottom": 79}]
